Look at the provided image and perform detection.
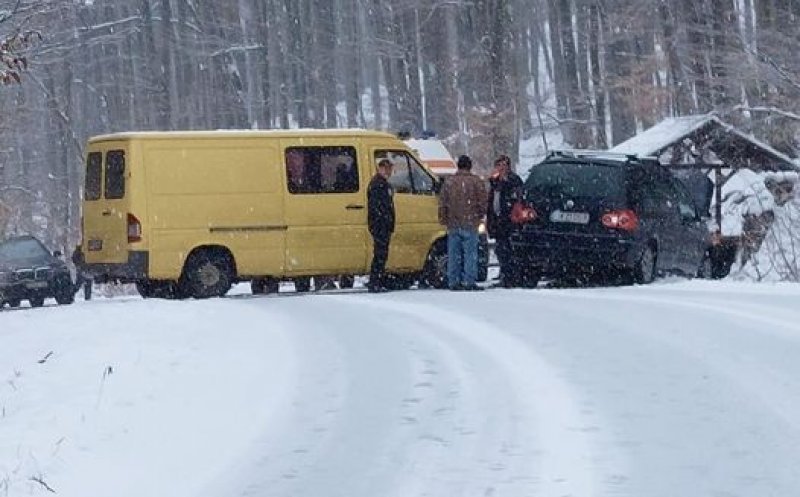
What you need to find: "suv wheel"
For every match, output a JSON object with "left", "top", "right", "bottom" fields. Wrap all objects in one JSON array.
[
  {"left": 6, "top": 299, "right": 21, "bottom": 308},
  {"left": 29, "top": 297, "right": 45, "bottom": 308},
  {"left": 180, "top": 250, "right": 234, "bottom": 299},
  {"left": 696, "top": 251, "right": 712, "bottom": 279},
  {"left": 634, "top": 245, "right": 657, "bottom": 284},
  {"left": 55, "top": 290, "right": 75, "bottom": 305}
]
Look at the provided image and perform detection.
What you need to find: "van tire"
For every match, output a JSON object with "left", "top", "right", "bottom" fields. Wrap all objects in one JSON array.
[
  {"left": 251, "top": 278, "right": 279, "bottom": 295},
  {"left": 338, "top": 275, "right": 355, "bottom": 289},
  {"left": 422, "top": 242, "right": 448, "bottom": 289},
  {"left": 180, "top": 249, "right": 234, "bottom": 299},
  {"left": 294, "top": 277, "right": 311, "bottom": 293}
]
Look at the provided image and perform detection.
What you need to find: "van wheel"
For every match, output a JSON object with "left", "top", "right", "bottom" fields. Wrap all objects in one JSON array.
[
  {"left": 338, "top": 275, "right": 355, "bottom": 289},
  {"left": 633, "top": 245, "right": 657, "bottom": 284},
  {"left": 422, "top": 244, "right": 448, "bottom": 289},
  {"left": 251, "top": 278, "right": 280, "bottom": 295},
  {"left": 29, "top": 297, "right": 45, "bottom": 308},
  {"left": 294, "top": 277, "right": 311, "bottom": 293},
  {"left": 181, "top": 250, "right": 234, "bottom": 299}
]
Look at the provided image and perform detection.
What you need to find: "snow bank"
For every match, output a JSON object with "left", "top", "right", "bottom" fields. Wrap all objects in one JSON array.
[
  {"left": 733, "top": 198, "right": 800, "bottom": 282},
  {"left": 717, "top": 169, "right": 776, "bottom": 237}
]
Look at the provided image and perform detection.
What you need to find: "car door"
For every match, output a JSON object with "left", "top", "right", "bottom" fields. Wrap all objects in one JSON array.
[
  {"left": 83, "top": 147, "right": 130, "bottom": 265},
  {"left": 671, "top": 177, "right": 709, "bottom": 274},
  {"left": 282, "top": 144, "right": 369, "bottom": 275},
  {"left": 638, "top": 168, "right": 682, "bottom": 272}
]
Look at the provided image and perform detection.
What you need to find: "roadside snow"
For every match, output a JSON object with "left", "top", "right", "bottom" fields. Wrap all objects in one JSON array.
[{"left": 4, "top": 281, "right": 800, "bottom": 496}]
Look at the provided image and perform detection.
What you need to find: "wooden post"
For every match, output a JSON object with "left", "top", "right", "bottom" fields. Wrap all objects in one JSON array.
[{"left": 714, "top": 165, "right": 723, "bottom": 229}]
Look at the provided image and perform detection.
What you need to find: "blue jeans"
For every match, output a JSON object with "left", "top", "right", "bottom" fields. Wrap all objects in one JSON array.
[{"left": 447, "top": 228, "right": 479, "bottom": 288}]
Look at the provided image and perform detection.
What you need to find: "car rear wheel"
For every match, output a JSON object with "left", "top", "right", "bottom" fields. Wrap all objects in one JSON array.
[
  {"left": 251, "top": 278, "right": 280, "bottom": 295},
  {"left": 180, "top": 250, "right": 234, "bottom": 299},
  {"left": 7, "top": 299, "right": 21, "bottom": 308},
  {"left": 55, "top": 291, "right": 75, "bottom": 305},
  {"left": 29, "top": 297, "right": 45, "bottom": 308},
  {"left": 634, "top": 245, "right": 657, "bottom": 284}
]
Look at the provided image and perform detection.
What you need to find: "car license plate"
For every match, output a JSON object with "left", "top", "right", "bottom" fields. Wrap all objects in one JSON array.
[
  {"left": 88, "top": 239, "right": 103, "bottom": 251},
  {"left": 550, "top": 210, "right": 590, "bottom": 224},
  {"left": 26, "top": 281, "right": 48, "bottom": 289}
]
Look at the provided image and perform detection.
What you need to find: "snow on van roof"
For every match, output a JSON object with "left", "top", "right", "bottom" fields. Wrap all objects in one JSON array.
[
  {"left": 89, "top": 129, "right": 399, "bottom": 142},
  {"left": 405, "top": 139, "right": 455, "bottom": 161}
]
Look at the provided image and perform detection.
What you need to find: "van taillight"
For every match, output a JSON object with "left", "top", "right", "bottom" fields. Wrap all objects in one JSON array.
[
  {"left": 601, "top": 209, "right": 639, "bottom": 232},
  {"left": 127, "top": 213, "right": 142, "bottom": 243}
]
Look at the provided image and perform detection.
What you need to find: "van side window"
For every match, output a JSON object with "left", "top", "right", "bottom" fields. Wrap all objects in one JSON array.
[
  {"left": 85, "top": 152, "right": 102, "bottom": 201},
  {"left": 105, "top": 150, "right": 126, "bottom": 200},
  {"left": 374, "top": 150, "right": 434, "bottom": 195},
  {"left": 285, "top": 146, "right": 359, "bottom": 194}
]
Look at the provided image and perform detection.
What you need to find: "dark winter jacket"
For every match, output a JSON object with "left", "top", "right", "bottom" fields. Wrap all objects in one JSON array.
[
  {"left": 487, "top": 172, "right": 523, "bottom": 238},
  {"left": 368, "top": 174, "right": 395, "bottom": 238}
]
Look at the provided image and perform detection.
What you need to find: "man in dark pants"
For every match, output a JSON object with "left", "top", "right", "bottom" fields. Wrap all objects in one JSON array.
[
  {"left": 487, "top": 154, "right": 523, "bottom": 287},
  {"left": 367, "top": 159, "right": 396, "bottom": 293}
]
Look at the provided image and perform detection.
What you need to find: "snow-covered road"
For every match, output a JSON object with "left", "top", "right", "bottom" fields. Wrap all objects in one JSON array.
[{"left": 3, "top": 281, "right": 800, "bottom": 496}]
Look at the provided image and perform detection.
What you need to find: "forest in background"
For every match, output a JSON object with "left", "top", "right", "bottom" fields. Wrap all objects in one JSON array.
[{"left": 2, "top": 0, "right": 800, "bottom": 252}]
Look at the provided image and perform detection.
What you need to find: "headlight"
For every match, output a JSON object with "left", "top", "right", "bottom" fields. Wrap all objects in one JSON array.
[{"left": 478, "top": 222, "right": 487, "bottom": 235}]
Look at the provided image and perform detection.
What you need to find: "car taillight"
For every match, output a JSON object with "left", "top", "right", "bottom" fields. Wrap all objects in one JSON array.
[
  {"left": 127, "top": 213, "right": 142, "bottom": 243},
  {"left": 511, "top": 202, "right": 538, "bottom": 224},
  {"left": 601, "top": 209, "right": 639, "bottom": 232}
]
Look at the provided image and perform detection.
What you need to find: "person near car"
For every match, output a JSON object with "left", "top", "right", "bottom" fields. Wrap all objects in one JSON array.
[
  {"left": 487, "top": 154, "right": 524, "bottom": 288},
  {"left": 367, "top": 159, "right": 396, "bottom": 293},
  {"left": 438, "top": 155, "right": 488, "bottom": 291}
]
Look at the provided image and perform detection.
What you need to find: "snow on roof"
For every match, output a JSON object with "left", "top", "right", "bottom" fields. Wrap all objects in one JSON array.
[
  {"left": 610, "top": 115, "right": 716, "bottom": 156},
  {"left": 405, "top": 139, "right": 454, "bottom": 161},
  {"left": 610, "top": 114, "right": 799, "bottom": 169}
]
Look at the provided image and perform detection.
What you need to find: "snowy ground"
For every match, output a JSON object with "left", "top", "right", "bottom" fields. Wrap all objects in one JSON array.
[{"left": 3, "top": 280, "right": 800, "bottom": 496}]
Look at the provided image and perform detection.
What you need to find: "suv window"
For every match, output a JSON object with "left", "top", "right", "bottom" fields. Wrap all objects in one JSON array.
[
  {"left": 85, "top": 152, "right": 102, "bottom": 201},
  {"left": 635, "top": 167, "right": 679, "bottom": 218},
  {"left": 105, "top": 150, "right": 126, "bottom": 200},
  {"left": 0, "top": 238, "right": 49, "bottom": 262},
  {"left": 526, "top": 161, "right": 628, "bottom": 202},
  {"left": 375, "top": 150, "right": 436, "bottom": 195},
  {"left": 285, "top": 146, "right": 359, "bottom": 194},
  {"left": 671, "top": 178, "right": 699, "bottom": 221}
]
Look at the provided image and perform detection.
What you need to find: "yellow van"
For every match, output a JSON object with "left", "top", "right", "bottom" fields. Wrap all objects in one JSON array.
[{"left": 79, "top": 130, "right": 451, "bottom": 298}]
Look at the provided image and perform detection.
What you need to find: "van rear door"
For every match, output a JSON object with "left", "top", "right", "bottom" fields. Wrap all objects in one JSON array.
[{"left": 83, "top": 146, "right": 130, "bottom": 265}]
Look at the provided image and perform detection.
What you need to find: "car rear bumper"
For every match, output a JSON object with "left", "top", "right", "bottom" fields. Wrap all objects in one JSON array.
[
  {"left": 82, "top": 250, "right": 149, "bottom": 283},
  {"left": 510, "top": 231, "right": 641, "bottom": 275}
]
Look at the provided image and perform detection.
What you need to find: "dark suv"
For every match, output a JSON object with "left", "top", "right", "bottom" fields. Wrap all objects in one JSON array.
[
  {"left": 0, "top": 236, "right": 75, "bottom": 308},
  {"left": 509, "top": 152, "right": 711, "bottom": 286}
]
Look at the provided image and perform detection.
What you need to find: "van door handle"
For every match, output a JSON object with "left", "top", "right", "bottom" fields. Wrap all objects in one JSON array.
[
  {"left": 102, "top": 210, "right": 112, "bottom": 216},
  {"left": 346, "top": 204, "right": 365, "bottom": 210}
]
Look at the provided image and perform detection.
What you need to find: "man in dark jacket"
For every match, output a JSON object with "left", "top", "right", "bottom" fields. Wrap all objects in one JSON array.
[
  {"left": 367, "top": 159, "right": 396, "bottom": 293},
  {"left": 487, "top": 154, "right": 523, "bottom": 287}
]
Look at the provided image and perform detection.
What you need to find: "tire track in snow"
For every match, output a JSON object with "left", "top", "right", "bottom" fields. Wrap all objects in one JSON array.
[{"left": 342, "top": 295, "right": 614, "bottom": 497}]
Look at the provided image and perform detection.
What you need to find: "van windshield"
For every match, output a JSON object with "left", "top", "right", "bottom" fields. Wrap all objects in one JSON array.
[{"left": 525, "top": 162, "right": 628, "bottom": 202}]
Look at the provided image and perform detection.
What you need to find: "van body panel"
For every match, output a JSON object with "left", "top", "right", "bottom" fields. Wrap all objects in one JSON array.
[
  {"left": 142, "top": 139, "right": 285, "bottom": 279},
  {"left": 81, "top": 130, "right": 447, "bottom": 286}
]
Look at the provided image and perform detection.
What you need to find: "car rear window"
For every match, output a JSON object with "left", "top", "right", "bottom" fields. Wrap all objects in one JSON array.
[
  {"left": 85, "top": 152, "right": 102, "bottom": 201},
  {"left": 105, "top": 150, "right": 126, "bottom": 199},
  {"left": 525, "top": 162, "right": 628, "bottom": 202}
]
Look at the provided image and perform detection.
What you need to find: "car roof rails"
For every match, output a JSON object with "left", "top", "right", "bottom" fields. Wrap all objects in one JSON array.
[{"left": 546, "top": 149, "right": 658, "bottom": 164}]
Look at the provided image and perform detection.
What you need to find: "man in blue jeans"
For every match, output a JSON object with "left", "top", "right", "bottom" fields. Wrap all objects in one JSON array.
[{"left": 438, "top": 155, "right": 488, "bottom": 291}]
